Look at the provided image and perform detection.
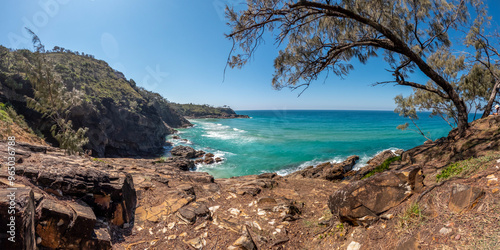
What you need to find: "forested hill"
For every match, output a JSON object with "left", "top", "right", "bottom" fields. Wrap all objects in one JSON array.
[
  {"left": 0, "top": 45, "right": 190, "bottom": 157},
  {"left": 169, "top": 103, "right": 249, "bottom": 118}
]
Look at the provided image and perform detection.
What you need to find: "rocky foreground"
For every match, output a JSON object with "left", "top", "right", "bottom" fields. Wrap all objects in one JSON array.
[{"left": 1, "top": 117, "right": 500, "bottom": 249}]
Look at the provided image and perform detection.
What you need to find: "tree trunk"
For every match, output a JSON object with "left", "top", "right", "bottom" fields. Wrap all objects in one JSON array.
[
  {"left": 481, "top": 80, "right": 500, "bottom": 118},
  {"left": 455, "top": 99, "right": 469, "bottom": 136}
]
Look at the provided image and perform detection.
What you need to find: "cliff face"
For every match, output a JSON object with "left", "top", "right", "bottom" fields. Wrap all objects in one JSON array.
[{"left": 0, "top": 45, "right": 191, "bottom": 157}]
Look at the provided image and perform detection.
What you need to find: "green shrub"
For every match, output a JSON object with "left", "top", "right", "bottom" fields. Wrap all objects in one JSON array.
[
  {"left": 362, "top": 156, "right": 402, "bottom": 179},
  {"left": 436, "top": 153, "right": 500, "bottom": 182},
  {"left": 436, "top": 162, "right": 463, "bottom": 181}
]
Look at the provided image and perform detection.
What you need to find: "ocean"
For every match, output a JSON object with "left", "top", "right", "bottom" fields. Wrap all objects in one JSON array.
[{"left": 168, "top": 110, "right": 453, "bottom": 178}]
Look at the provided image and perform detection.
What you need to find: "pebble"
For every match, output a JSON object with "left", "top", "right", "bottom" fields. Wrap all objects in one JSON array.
[
  {"left": 257, "top": 208, "right": 266, "bottom": 216},
  {"left": 439, "top": 227, "right": 452, "bottom": 235},
  {"left": 455, "top": 234, "right": 461, "bottom": 240},
  {"left": 229, "top": 208, "right": 241, "bottom": 216},
  {"left": 168, "top": 222, "right": 176, "bottom": 229},
  {"left": 347, "top": 241, "right": 361, "bottom": 250},
  {"left": 195, "top": 221, "right": 208, "bottom": 231},
  {"left": 167, "top": 235, "right": 177, "bottom": 240}
]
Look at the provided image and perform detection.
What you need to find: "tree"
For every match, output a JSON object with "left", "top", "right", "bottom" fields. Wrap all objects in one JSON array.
[
  {"left": 226, "top": 0, "right": 490, "bottom": 135},
  {"left": 463, "top": 8, "right": 500, "bottom": 118},
  {"left": 25, "top": 29, "right": 89, "bottom": 155}
]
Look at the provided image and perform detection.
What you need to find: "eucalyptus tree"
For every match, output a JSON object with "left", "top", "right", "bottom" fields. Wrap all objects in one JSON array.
[{"left": 226, "top": 0, "right": 488, "bottom": 135}]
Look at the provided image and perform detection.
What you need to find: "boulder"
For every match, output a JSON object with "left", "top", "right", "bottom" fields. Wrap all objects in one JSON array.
[
  {"left": 328, "top": 167, "right": 424, "bottom": 226},
  {"left": 16, "top": 165, "right": 136, "bottom": 227},
  {"left": 204, "top": 157, "right": 215, "bottom": 164},
  {"left": 0, "top": 187, "right": 36, "bottom": 250},
  {"left": 366, "top": 150, "right": 397, "bottom": 167},
  {"left": 448, "top": 184, "right": 485, "bottom": 213},
  {"left": 170, "top": 145, "right": 197, "bottom": 159},
  {"left": 36, "top": 199, "right": 96, "bottom": 249},
  {"left": 177, "top": 202, "right": 210, "bottom": 224},
  {"left": 157, "top": 157, "right": 195, "bottom": 171},
  {"left": 289, "top": 155, "right": 359, "bottom": 180}
]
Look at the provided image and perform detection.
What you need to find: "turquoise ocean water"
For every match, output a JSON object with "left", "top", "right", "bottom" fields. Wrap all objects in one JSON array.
[{"left": 168, "top": 110, "right": 454, "bottom": 178}]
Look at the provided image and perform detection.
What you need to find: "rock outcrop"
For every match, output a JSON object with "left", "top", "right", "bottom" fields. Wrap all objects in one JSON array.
[
  {"left": 328, "top": 167, "right": 424, "bottom": 226},
  {"left": 0, "top": 188, "right": 36, "bottom": 250},
  {"left": 288, "top": 155, "right": 359, "bottom": 180}
]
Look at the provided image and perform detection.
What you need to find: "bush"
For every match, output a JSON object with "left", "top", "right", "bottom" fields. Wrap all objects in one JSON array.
[{"left": 362, "top": 156, "right": 402, "bottom": 179}]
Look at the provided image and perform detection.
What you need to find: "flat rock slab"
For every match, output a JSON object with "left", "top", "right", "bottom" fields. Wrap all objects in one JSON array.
[{"left": 448, "top": 184, "right": 485, "bottom": 213}]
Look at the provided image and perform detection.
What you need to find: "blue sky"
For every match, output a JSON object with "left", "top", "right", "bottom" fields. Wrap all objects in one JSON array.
[{"left": 0, "top": 0, "right": 499, "bottom": 110}]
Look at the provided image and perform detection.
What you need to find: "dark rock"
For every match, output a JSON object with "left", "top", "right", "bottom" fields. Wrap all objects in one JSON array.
[
  {"left": 18, "top": 165, "right": 136, "bottom": 227},
  {"left": 204, "top": 157, "right": 215, "bottom": 164},
  {"left": 158, "top": 157, "right": 195, "bottom": 171},
  {"left": 17, "top": 142, "right": 48, "bottom": 153},
  {"left": 205, "top": 153, "right": 214, "bottom": 158},
  {"left": 289, "top": 155, "right": 359, "bottom": 180},
  {"left": 257, "top": 173, "right": 276, "bottom": 179},
  {"left": 83, "top": 228, "right": 112, "bottom": 250},
  {"left": 177, "top": 184, "right": 195, "bottom": 196},
  {"left": 195, "top": 150, "right": 205, "bottom": 158},
  {"left": 448, "top": 184, "right": 485, "bottom": 213},
  {"left": 328, "top": 167, "right": 424, "bottom": 226},
  {"left": 71, "top": 99, "right": 174, "bottom": 157},
  {"left": 194, "top": 159, "right": 204, "bottom": 164},
  {"left": 215, "top": 157, "right": 223, "bottom": 163},
  {"left": 231, "top": 226, "right": 257, "bottom": 250},
  {"left": 36, "top": 199, "right": 97, "bottom": 249},
  {"left": 0, "top": 187, "right": 36, "bottom": 250},
  {"left": 171, "top": 145, "right": 197, "bottom": 159},
  {"left": 177, "top": 202, "right": 210, "bottom": 224}
]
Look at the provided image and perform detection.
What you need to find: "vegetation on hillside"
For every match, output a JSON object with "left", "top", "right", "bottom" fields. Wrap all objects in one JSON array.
[
  {"left": 0, "top": 102, "right": 44, "bottom": 143},
  {"left": 0, "top": 40, "right": 190, "bottom": 154},
  {"left": 169, "top": 103, "right": 237, "bottom": 117}
]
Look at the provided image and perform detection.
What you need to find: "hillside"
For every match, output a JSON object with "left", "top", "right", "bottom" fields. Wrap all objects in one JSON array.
[
  {"left": 169, "top": 103, "right": 249, "bottom": 118},
  {"left": 0, "top": 45, "right": 191, "bottom": 156}
]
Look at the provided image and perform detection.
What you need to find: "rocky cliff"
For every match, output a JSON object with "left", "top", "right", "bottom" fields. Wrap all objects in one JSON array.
[{"left": 0, "top": 46, "right": 191, "bottom": 157}]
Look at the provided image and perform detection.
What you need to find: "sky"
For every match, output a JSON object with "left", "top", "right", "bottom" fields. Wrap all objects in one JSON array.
[{"left": 0, "top": 0, "right": 499, "bottom": 111}]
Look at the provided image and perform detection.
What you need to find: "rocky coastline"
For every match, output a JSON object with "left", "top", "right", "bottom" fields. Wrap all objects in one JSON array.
[
  {"left": 1, "top": 116, "right": 500, "bottom": 249},
  {"left": 184, "top": 114, "right": 250, "bottom": 119}
]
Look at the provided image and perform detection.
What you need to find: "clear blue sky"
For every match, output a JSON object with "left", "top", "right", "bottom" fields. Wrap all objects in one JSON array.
[{"left": 1, "top": 0, "right": 499, "bottom": 110}]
